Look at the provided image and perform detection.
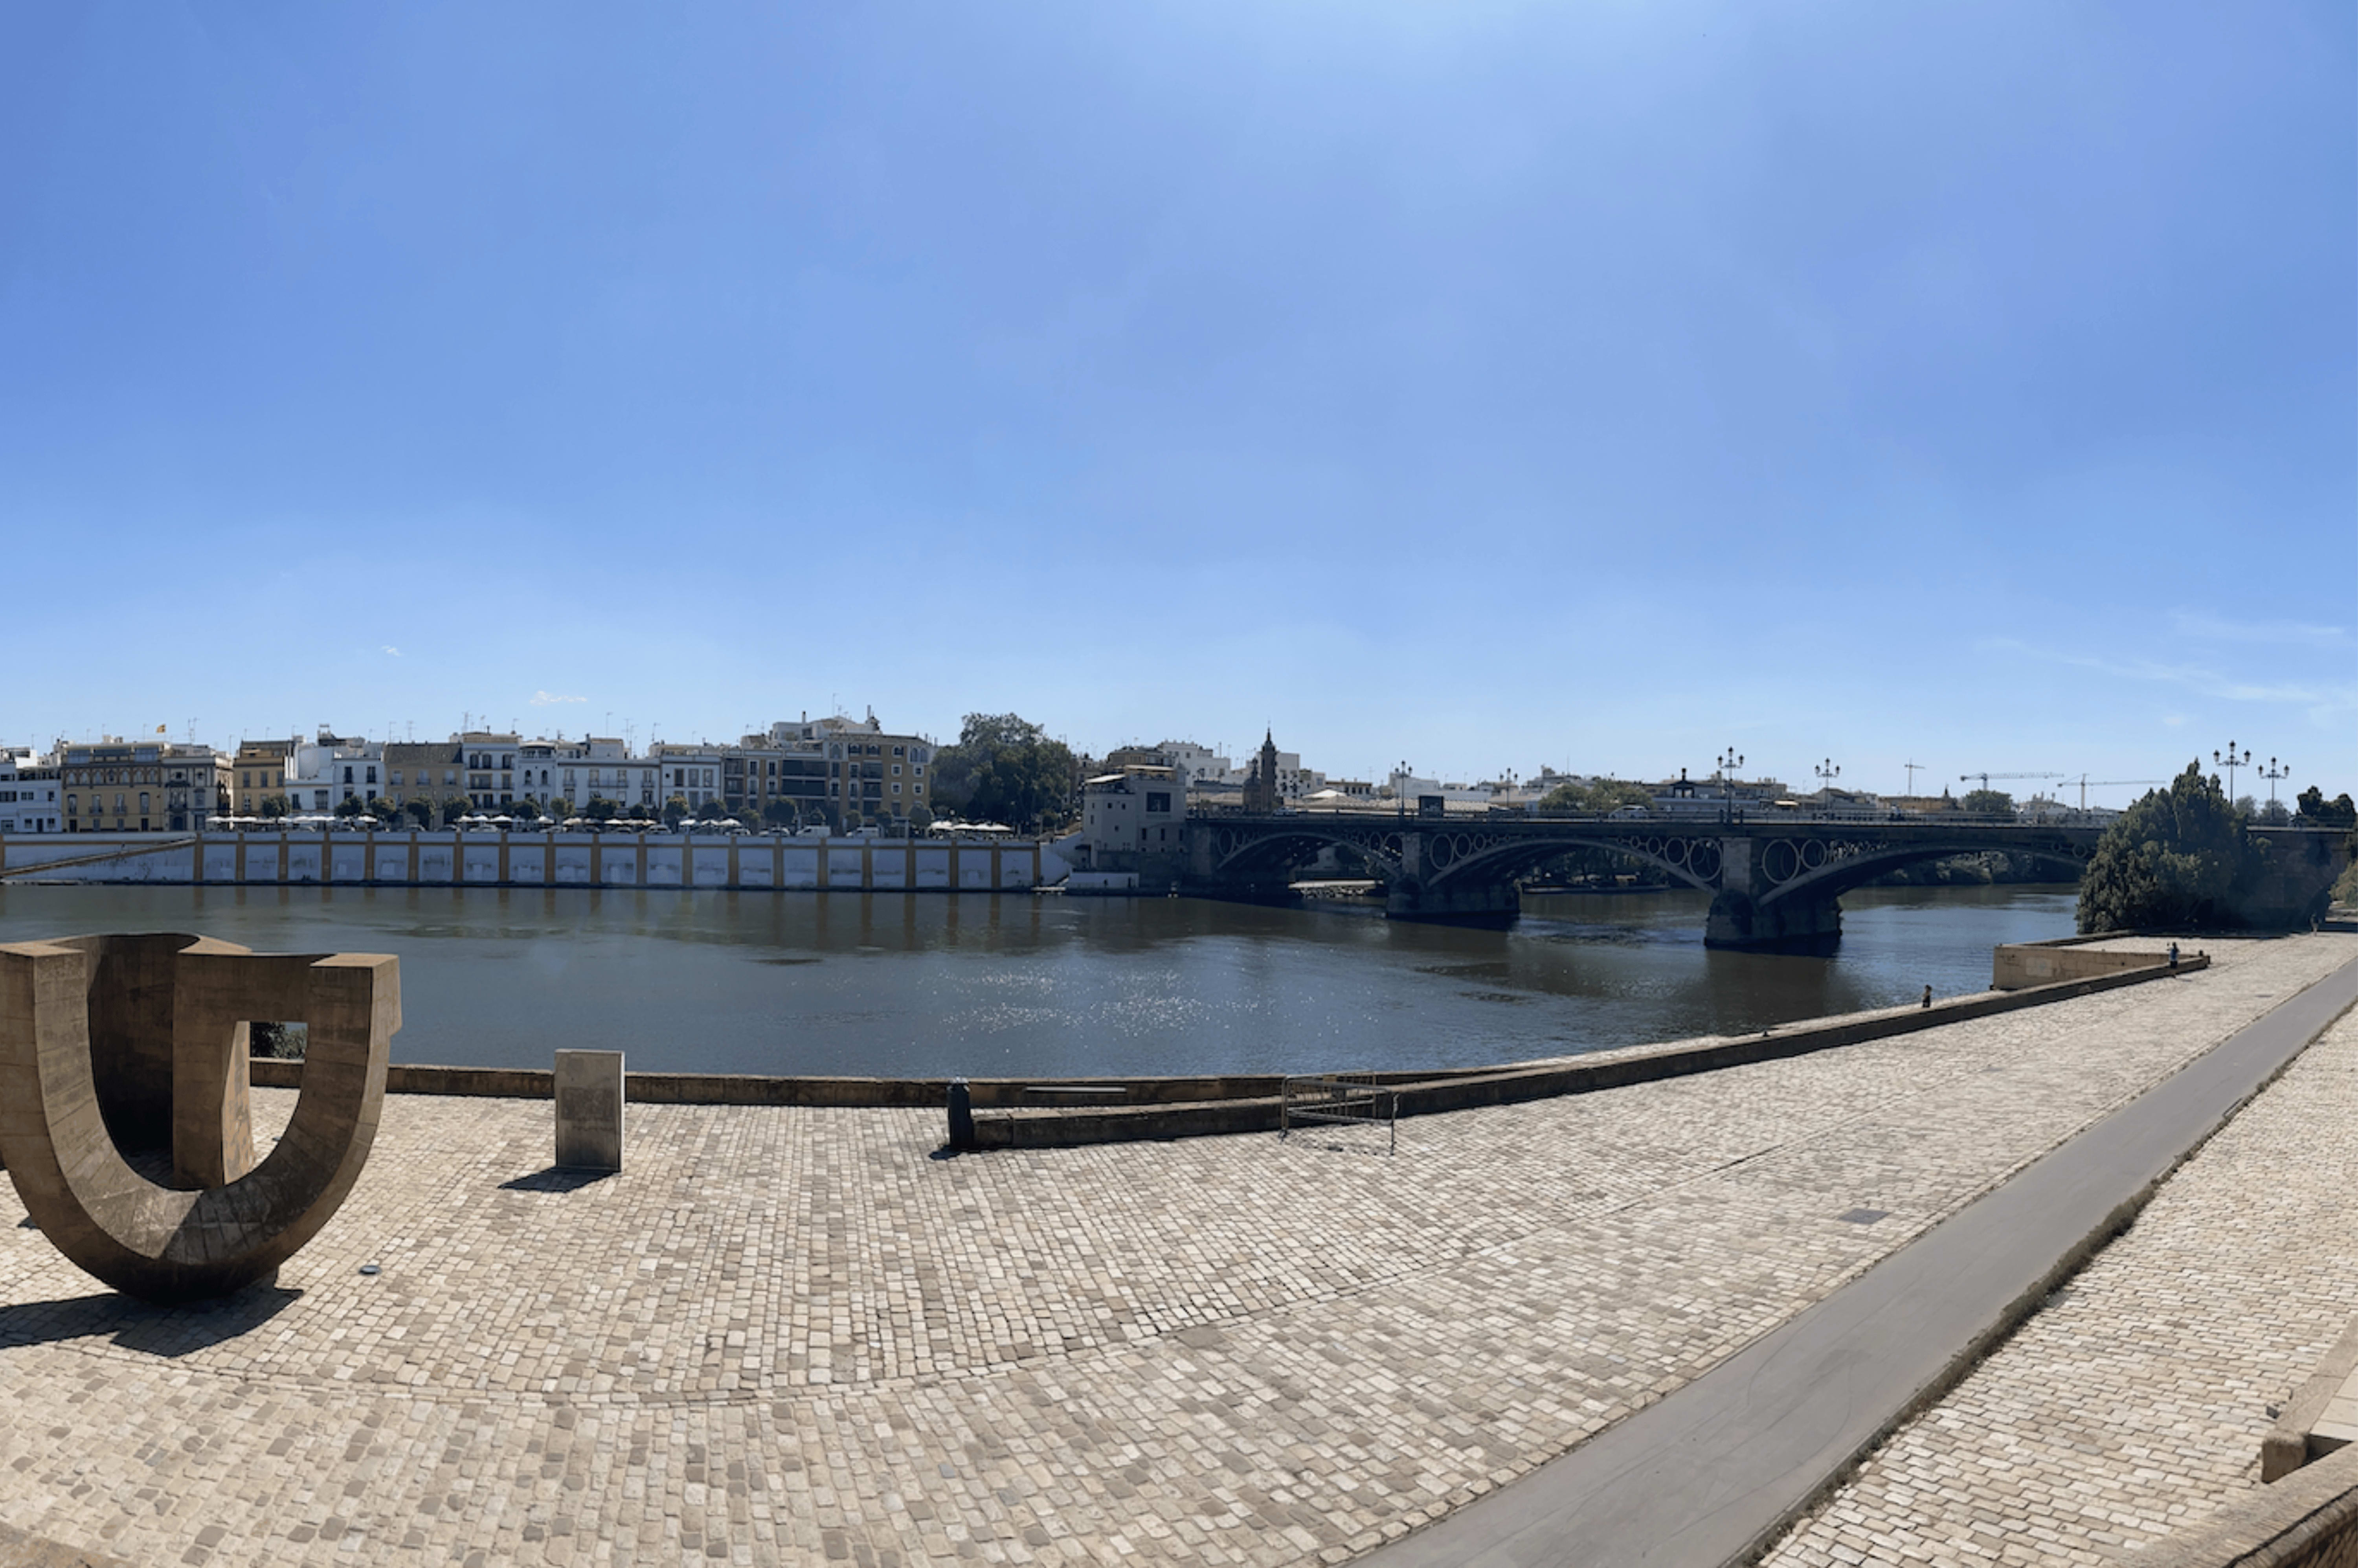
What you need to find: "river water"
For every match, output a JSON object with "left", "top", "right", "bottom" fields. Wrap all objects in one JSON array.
[{"left": 0, "top": 883, "right": 2079, "bottom": 1078}]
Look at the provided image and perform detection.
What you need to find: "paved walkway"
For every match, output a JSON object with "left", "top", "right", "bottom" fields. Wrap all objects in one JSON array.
[
  {"left": 0, "top": 935, "right": 2350, "bottom": 1566},
  {"left": 1758, "top": 990, "right": 2358, "bottom": 1565},
  {"left": 1364, "top": 952, "right": 2358, "bottom": 1567}
]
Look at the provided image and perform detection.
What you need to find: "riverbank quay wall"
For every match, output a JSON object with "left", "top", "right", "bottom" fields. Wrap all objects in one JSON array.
[{"left": 0, "top": 829, "right": 1064, "bottom": 892}]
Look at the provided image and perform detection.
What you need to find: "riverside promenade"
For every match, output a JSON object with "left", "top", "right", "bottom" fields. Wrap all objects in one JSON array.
[{"left": 0, "top": 934, "right": 2352, "bottom": 1567}]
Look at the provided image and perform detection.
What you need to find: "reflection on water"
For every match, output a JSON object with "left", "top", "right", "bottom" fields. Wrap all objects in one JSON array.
[{"left": 0, "top": 883, "right": 2077, "bottom": 1077}]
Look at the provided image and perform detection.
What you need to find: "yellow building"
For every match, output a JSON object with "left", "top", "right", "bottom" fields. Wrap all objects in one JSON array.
[
  {"left": 228, "top": 739, "right": 295, "bottom": 815},
  {"left": 61, "top": 740, "right": 228, "bottom": 833}
]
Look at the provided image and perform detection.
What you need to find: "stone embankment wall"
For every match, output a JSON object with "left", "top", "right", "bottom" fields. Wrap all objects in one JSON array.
[
  {"left": 1992, "top": 936, "right": 2184, "bottom": 990},
  {"left": 0, "top": 830, "right": 1062, "bottom": 892}
]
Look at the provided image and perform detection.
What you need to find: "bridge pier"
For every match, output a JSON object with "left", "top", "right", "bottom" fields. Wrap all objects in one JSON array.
[
  {"left": 1385, "top": 876, "right": 1520, "bottom": 926},
  {"left": 1704, "top": 890, "right": 1842, "bottom": 952},
  {"left": 1704, "top": 835, "right": 1841, "bottom": 951}
]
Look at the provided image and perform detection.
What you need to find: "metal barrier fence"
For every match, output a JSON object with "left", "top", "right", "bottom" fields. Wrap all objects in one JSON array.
[{"left": 1280, "top": 1074, "right": 1397, "bottom": 1154}]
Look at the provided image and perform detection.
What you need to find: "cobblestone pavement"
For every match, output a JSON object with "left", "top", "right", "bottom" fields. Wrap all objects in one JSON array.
[
  {"left": 1, "top": 935, "right": 2349, "bottom": 1568},
  {"left": 1760, "top": 959, "right": 2358, "bottom": 1568}
]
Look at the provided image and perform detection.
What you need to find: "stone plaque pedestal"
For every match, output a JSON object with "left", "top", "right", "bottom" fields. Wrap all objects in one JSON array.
[{"left": 554, "top": 1050, "right": 624, "bottom": 1172}]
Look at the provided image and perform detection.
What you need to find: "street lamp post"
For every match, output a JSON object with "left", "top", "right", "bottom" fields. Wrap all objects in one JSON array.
[
  {"left": 2259, "top": 756, "right": 2290, "bottom": 813},
  {"left": 1716, "top": 747, "right": 1744, "bottom": 824},
  {"left": 2213, "top": 741, "right": 2251, "bottom": 806},
  {"left": 1814, "top": 758, "right": 1840, "bottom": 809}
]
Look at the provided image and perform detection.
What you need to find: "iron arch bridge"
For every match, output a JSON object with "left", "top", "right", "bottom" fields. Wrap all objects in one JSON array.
[{"left": 1183, "top": 812, "right": 2114, "bottom": 949}]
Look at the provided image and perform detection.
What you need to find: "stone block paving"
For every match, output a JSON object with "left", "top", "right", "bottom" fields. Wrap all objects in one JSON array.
[
  {"left": 1760, "top": 961, "right": 2358, "bottom": 1568},
  {"left": 0, "top": 935, "right": 2348, "bottom": 1566}
]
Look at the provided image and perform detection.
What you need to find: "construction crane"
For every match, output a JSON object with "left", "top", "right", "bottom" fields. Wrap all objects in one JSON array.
[
  {"left": 1959, "top": 771, "right": 2064, "bottom": 793},
  {"left": 2069, "top": 776, "right": 2163, "bottom": 810}
]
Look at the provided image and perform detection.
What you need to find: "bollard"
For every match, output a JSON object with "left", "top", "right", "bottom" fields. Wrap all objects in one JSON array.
[
  {"left": 947, "top": 1077, "right": 975, "bottom": 1153},
  {"left": 555, "top": 1049, "right": 625, "bottom": 1172}
]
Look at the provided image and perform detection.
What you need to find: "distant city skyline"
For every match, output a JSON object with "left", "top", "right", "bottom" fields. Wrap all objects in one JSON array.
[{"left": 2, "top": 4, "right": 2350, "bottom": 797}]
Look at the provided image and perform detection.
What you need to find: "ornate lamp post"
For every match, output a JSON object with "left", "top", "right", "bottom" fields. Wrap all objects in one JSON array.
[
  {"left": 1814, "top": 758, "right": 1840, "bottom": 807},
  {"left": 2259, "top": 756, "right": 2290, "bottom": 812},
  {"left": 2213, "top": 741, "right": 2251, "bottom": 805},
  {"left": 1716, "top": 747, "right": 1745, "bottom": 824}
]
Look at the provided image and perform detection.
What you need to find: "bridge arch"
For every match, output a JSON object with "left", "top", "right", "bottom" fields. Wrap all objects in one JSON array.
[
  {"left": 1206, "top": 821, "right": 1407, "bottom": 883},
  {"left": 1752, "top": 837, "right": 2092, "bottom": 907},
  {"left": 1423, "top": 828, "right": 1719, "bottom": 896}
]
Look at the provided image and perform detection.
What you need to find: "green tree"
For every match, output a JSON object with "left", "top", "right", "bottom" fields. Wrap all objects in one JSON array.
[
  {"left": 334, "top": 794, "right": 367, "bottom": 820},
  {"left": 366, "top": 796, "right": 399, "bottom": 824},
  {"left": 248, "top": 1021, "right": 308, "bottom": 1061},
  {"left": 1536, "top": 777, "right": 1651, "bottom": 815},
  {"left": 1960, "top": 788, "right": 2015, "bottom": 817},
  {"left": 403, "top": 798, "right": 436, "bottom": 828},
  {"left": 694, "top": 798, "right": 730, "bottom": 823},
  {"left": 662, "top": 795, "right": 691, "bottom": 827},
  {"left": 512, "top": 797, "right": 542, "bottom": 823},
  {"left": 2077, "top": 764, "right": 2250, "bottom": 933},
  {"left": 907, "top": 802, "right": 935, "bottom": 831},
  {"left": 257, "top": 793, "right": 291, "bottom": 821},
  {"left": 585, "top": 795, "right": 619, "bottom": 823},
  {"left": 438, "top": 797, "right": 472, "bottom": 828},
  {"left": 928, "top": 713, "right": 1076, "bottom": 833},
  {"left": 2296, "top": 786, "right": 2357, "bottom": 828}
]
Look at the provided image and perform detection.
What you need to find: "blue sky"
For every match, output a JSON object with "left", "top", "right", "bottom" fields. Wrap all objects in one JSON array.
[{"left": 2, "top": 2, "right": 2351, "bottom": 802}]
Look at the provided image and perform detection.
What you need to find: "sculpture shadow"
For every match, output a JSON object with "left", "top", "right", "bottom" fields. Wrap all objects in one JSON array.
[
  {"left": 0, "top": 1283, "right": 303, "bottom": 1357},
  {"left": 499, "top": 1166, "right": 618, "bottom": 1193}
]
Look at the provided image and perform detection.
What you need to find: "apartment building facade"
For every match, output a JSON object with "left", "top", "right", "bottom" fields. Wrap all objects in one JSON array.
[
  {"left": 0, "top": 747, "right": 60, "bottom": 834},
  {"left": 60, "top": 740, "right": 227, "bottom": 832},
  {"left": 228, "top": 739, "right": 295, "bottom": 814}
]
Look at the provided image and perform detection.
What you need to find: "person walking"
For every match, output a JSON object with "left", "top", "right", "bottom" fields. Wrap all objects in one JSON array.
[{"left": 1921, "top": 984, "right": 1933, "bottom": 1010}]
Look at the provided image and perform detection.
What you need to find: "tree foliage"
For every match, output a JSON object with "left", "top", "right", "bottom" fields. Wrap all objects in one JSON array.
[
  {"left": 404, "top": 798, "right": 436, "bottom": 828},
  {"left": 2077, "top": 763, "right": 2267, "bottom": 933},
  {"left": 1535, "top": 777, "right": 1651, "bottom": 815},
  {"left": 249, "top": 1021, "right": 308, "bottom": 1061},
  {"left": 928, "top": 713, "right": 1075, "bottom": 833},
  {"left": 2297, "top": 786, "right": 2357, "bottom": 829},
  {"left": 1959, "top": 788, "right": 2015, "bottom": 817}
]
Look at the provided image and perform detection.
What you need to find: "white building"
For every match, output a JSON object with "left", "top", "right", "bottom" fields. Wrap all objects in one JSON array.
[
  {"left": 525, "top": 737, "right": 656, "bottom": 814},
  {"left": 1154, "top": 742, "right": 1234, "bottom": 793},
  {"left": 283, "top": 732, "right": 386, "bottom": 815},
  {"left": 1074, "top": 767, "right": 1186, "bottom": 875},
  {"left": 0, "top": 747, "right": 61, "bottom": 833},
  {"left": 651, "top": 743, "right": 727, "bottom": 810}
]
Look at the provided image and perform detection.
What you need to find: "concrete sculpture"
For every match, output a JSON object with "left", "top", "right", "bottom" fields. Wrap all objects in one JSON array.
[{"left": 0, "top": 933, "right": 398, "bottom": 1304}]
